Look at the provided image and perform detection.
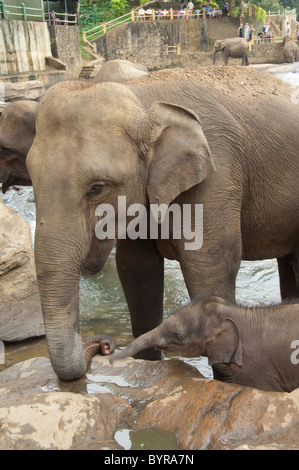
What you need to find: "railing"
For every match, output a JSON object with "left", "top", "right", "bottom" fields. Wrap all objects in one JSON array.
[
  {"left": 82, "top": 5, "right": 296, "bottom": 46},
  {"left": 44, "top": 11, "right": 77, "bottom": 25},
  {"left": 0, "top": 0, "right": 44, "bottom": 21},
  {"left": 253, "top": 33, "right": 296, "bottom": 44},
  {"left": 166, "top": 44, "right": 181, "bottom": 55},
  {"left": 83, "top": 10, "right": 132, "bottom": 48},
  {"left": 267, "top": 8, "right": 296, "bottom": 16}
]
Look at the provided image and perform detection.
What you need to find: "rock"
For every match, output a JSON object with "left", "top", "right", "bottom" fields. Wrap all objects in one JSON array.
[
  {"left": 0, "top": 200, "right": 44, "bottom": 341},
  {"left": 0, "top": 354, "right": 298, "bottom": 450},
  {"left": 3, "top": 81, "right": 45, "bottom": 103}
]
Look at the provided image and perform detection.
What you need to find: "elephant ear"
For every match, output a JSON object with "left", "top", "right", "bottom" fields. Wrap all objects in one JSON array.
[
  {"left": 146, "top": 101, "right": 215, "bottom": 219},
  {"left": 206, "top": 318, "right": 242, "bottom": 367}
]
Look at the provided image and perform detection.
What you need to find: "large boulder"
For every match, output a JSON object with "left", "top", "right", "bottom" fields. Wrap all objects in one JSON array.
[
  {"left": 0, "top": 354, "right": 298, "bottom": 450},
  {"left": 0, "top": 200, "right": 44, "bottom": 341}
]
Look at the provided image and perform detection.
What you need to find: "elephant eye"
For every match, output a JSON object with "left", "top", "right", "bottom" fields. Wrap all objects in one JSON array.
[
  {"left": 0, "top": 147, "right": 12, "bottom": 158},
  {"left": 173, "top": 332, "right": 183, "bottom": 343},
  {"left": 88, "top": 183, "right": 105, "bottom": 195}
]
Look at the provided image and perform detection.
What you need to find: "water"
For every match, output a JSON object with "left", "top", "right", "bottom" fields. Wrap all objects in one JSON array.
[{"left": 0, "top": 63, "right": 298, "bottom": 380}]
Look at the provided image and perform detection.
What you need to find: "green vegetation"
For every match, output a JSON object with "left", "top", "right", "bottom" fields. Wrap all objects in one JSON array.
[{"left": 79, "top": 0, "right": 129, "bottom": 29}]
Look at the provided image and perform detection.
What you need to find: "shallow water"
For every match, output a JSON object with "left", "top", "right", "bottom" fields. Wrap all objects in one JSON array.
[{"left": 0, "top": 63, "right": 297, "bottom": 380}]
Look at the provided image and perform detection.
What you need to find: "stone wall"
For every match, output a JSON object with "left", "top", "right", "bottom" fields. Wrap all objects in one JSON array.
[
  {"left": 95, "top": 18, "right": 286, "bottom": 69},
  {"left": 47, "top": 25, "right": 82, "bottom": 78},
  {"left": 95, "top": 20, "right": 204, "bottom": 69},
  {"left": 0, "top": 19, "right": 51, "bottom": 74}
]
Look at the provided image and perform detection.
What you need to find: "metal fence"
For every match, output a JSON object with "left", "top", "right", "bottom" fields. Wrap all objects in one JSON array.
[{"left": 0, "top": 0, "right": 44, "bottom": 21}]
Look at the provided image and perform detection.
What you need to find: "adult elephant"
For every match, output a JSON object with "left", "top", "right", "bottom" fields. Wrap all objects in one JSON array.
[
  {"left": 283, "top": 36, "right": 299, "bottom": 63},
  {"left": 0, "top": 63, "right": 148, "bottom": 194},
  {"left": 0, "top": 100, "right": 37, "bottom": 193},
  {"left": 26, "top": 71, "right": 299, "bottom": 381},
  {"left": 0, "top": 100, "right": 113, "bottom": 275},
  {"left": 213, "top": 37, "right": 249, "bottom": 65},
  {"left": 93, "top": 59, "right": 148, "bottom": 83}
]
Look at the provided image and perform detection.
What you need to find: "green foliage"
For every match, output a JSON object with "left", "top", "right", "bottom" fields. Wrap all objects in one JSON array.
[
  {"left": 79, "top": 1, "right": 112, "bottom": 28},
  {"left": 79, "top": 0, "right": 129, "bottom": 28},
  {"left": 110, "top": 0, "right": 129, "bottom": 16}
]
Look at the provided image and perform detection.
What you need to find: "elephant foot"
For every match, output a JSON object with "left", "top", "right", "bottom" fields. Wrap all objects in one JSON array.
[{"left": 83, "top": 334, "right": 116, "bottom": 364}]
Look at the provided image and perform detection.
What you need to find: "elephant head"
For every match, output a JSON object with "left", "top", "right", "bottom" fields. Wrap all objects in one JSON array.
[
  {"left": 110, "top": 297, "right": 243, "bottom": 367},
  {"left": 26, "top": 81, "right": 215, "bottom": 380},
  {"left": 0, "top": 100, "right": 38, "bottom": 193},
  {"left": 213, "top": 40, "right": 226, "bottom": 52},
  {"left": 213, "top": 40, "right": 226, "bottom": 64}
]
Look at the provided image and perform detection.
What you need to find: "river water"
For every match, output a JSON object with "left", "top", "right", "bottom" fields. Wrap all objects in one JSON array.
[{"left": 1, "top": 63, "right": 298, "bottom": 380}]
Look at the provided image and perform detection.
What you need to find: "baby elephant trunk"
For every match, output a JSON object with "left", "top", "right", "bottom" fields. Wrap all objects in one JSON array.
[{"left": 110, "top": 325, "right": 163, "bottom": 364}]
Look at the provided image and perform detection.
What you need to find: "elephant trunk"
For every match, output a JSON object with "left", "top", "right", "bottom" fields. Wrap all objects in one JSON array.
[
  {"left": 34, "top": 221, "right": 95, "bottom": 381},
  {"left": 110, "top": 324, "right": 164, "bottom": 364},
  {"left": 213, "top": 51, "right": 217, "bottom": 64}
]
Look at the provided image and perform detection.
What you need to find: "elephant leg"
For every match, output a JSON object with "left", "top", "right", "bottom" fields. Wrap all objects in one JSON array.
[
  {"left": 277, "top": 252, "right": 299, "bottom": 300},
  {"left": 116, "top": 238, "right": 164, "bottom": 360},
  {"left": 223, "top": 50, "right": 229, "bottom": 65}
]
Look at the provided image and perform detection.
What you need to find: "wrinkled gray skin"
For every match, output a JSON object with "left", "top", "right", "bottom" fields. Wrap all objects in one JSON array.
[
  {"left": 283, "top": 37, "right": 299, "bottom": 63},
  {"left": 26, "top": 77, "right": 299, "bottom": 381},
  {"left": 111, "top": 297, "right": 299, "bottom": 392},
  {"left": 213, "top": 37, "right": 249, "bottom": 65},
  {"left": 93, "top": 59, "right": 148, "bottom": 83},
  {"left": 0, "top": 101, "right": 38, "bottom": 193}
]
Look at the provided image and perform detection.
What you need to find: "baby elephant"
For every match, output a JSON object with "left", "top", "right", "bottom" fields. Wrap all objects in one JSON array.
[{"left": 110, "top": 297, "right": 299, "bottom": 392}]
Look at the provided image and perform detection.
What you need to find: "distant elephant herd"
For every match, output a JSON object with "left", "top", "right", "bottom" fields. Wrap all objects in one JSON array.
[{"left": 0, "top": 57, "right": 299, "bottom": 394}]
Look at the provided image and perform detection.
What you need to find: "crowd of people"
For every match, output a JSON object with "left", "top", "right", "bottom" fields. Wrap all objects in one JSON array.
[
  {"left": 137, "top": 1, "right": 227, "bottom": 20},
  {"left": 137, "top": 1, "right": 299, "bottom": 41}
]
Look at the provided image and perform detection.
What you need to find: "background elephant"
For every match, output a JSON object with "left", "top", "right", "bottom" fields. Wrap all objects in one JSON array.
[
  {"left": 26, "top": 71, "right": 299, "bottom": 381},
  {"left": 93, "top": 59, "right": 148, "bottom": 83},
  {"left": 283, "top": 37, "right": 299, "bottom": 63},
  {"left": 0, "top": 100, "right": 37, "bottom": 193},
  {"left": 213, "top": 37, "right": 249, "bottom": 65},
  {"left": 110, "top": 297, "right": 299, "bottom": 392}
]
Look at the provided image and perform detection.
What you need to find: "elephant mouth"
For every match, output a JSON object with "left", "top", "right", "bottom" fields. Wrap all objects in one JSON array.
[{"left": 2, "top": 173, "right": 32, "bottom": 194}]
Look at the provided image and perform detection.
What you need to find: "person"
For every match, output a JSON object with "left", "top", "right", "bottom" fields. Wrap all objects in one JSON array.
[
  {"left": 244, "top": 22, "right": 250, "bottom": 40},
  {"left": 266, "top": 26, "right": 273, "bottom": 42},
  {"left": 249, "top": 24, "right": 255, "bottom": 40},
  {"left": 137, "top": 7, "right": 145, "bottom": 20},
  {"left": 262, "top": 23, "right": 269, "bottom": 35},
  {"left": 238, "top": 23, "right": 243, "bottom": 37},
  {"left": 285, "top": 22, "right": 290, "bottom": 36},
  {"left": 224, "top": 0, "right": 229, "bottom": 16},
  {"left": 187, "top": 0, "right": 194, "bottom": 14}
]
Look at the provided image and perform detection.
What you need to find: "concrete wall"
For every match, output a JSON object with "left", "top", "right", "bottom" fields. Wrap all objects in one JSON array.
[
  {"left": 0, "top": 19, "right": 51, "bottom": 74},
  {"left": 95, "top": 20, "right": 205, "bottom": 69},
  {"left": 94, "top": 18, "right": 286, "bottom": 69},
  {"left": 48, "top": 25, "right": 82, "bottom": 78}
]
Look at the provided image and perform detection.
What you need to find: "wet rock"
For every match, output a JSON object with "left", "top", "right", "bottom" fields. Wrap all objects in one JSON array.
[
  {"left": 0, "top": 200, "right": 44, "bottom": 341},
  {"left": 93, "top": 59, "right": 148, "bottom": 83},
  {"left": 0, "top": 354, "right": 299, "bottom": 450}
]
